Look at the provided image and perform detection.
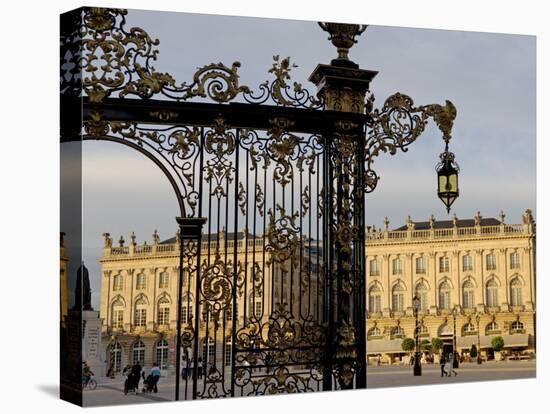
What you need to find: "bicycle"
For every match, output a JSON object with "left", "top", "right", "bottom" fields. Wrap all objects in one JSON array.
[{"left": 82, "top": 375, "right": 97, "bottom": 390}]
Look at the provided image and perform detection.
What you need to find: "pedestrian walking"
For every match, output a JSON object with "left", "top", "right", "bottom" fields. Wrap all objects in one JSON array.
[
  {"left": 181, "top": 357, "right": 187, "bottom": 381},
  {"left": 197, "top": 357, "right": 203, "bottom": 379},
  {"left": 448, "top": 352, "right": 458, "bottom": 376},
  {"left": 150, "top": 362, "right": 161, "bottom": 393},
  {"left": 439, "top": 351, "right": 448, "bottom": 377},
  {"left": 188, "top": 358, "right": 194, "bottom": 379}
]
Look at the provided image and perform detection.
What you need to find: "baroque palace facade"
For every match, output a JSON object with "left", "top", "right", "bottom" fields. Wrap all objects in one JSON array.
[
  {"left": 365, "top": 210, "right": 536, "bottom": 363},
  {"left": 99, "top": 228, "right": 320, "bottom": 375},
  {"left": 98, "top": 209, "right": 535, "bottom": 374}
]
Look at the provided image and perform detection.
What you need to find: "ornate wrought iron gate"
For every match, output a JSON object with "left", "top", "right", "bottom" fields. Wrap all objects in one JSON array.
[{"left": 61, "top": 7, "right": 458, "bottom": 400}]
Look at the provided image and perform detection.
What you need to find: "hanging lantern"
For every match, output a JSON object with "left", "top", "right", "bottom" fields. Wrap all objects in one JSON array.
[{"left": 436, "top": 145, "right": 459, "bottom": 213}]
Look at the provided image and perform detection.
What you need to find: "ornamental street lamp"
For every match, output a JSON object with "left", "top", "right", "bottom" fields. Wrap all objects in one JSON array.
[
  {"left": 436, "top": 142, "right": 460, "bottom": 213},
  {"left": 475, "top": 313, "right": 482, "bottom": 364},
  {"left": 412, "top": 295, "right": 422, "bottom": 376},
  {"left": 452, "top": 306, "right": 459, "bottom": 368}
]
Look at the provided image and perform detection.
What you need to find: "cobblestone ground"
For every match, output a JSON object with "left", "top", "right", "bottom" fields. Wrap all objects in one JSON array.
[{"left": 83, "top": 360, "right": 535, "bottom": 406}]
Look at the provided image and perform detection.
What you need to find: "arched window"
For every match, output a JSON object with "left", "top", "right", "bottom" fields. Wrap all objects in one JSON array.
[
  {"left": 368, "top": 285, "right": 382, "bottom": 313},
  {"left": 438, "top": 280, "right": 451, "bottom": 310},
  {"left": 415, "top": 281, "right": 428, "bottom": 310},
  {"left": 134, "top": 298, "right": 147, "bottom": 327},
  {"left": 391, "top": 326, "right": 405, "bottom": 339},
  {"left": 113, "top": 274, "right": 123, "bottom": 291},
  {"left": 159, "top": 271, "right": 169, "bottom": 289},
  {"left": 486, "top": 321, "right": 499, "bottom": 335},
  {"left": 510, "top": 278, "right": 523, "bottom": 307},
  {"left": 108, "top": 341, "right": 122, "bottom": 373},
  {"left": 136, "top": 272, "right": 146, "bottom": 290},
  {"left": 111, "top": 299, "right": 124, "bottom": 329},
  {"left": 156, "top": 339, "right": 168, "bottom": 369},
  {"left": 367, "top": 327, "right": 382, "bottom": 339},
  {"left": 157, "top": 298, "right": 170, "bottom": 325},
  {"left": 462, "top": 323, "right": 476, "bottom": 335},
  {"left": 417, "top": 324, "right": 429, "bottom": 336},
  {"left": 132, "top": 340, "right": 145, "bottom": 365},
  {"left": 392, "top": 283, "right": 405, "bottom": 312},
  {"left": 438, "top": 324, "right": 453, "bottom": 336},
  {"left": 510, "top": 320, "right": 524, "bottom": 333},
  {"left": 462, "top": 280, "right": 475, "bottom": 309},
  {"left": 486, "top": 279, "right": 499, "bottom": 307}
]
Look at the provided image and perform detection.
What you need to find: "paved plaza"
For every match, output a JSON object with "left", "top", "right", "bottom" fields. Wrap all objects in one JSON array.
[
  {"left": 366, "top": 360, "right": 536, "bottom": 388},
  {"left": 82, "top": 360, "right": 535, "bottom": 406}
]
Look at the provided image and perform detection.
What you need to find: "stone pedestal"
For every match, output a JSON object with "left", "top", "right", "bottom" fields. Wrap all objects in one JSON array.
[{"left": 82, "top": 310, "right": 103, "bottom": 377}]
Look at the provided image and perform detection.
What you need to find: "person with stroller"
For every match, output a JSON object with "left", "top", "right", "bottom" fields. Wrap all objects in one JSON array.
[
  {"left": 143, "top": 362, "right": 161, "bottom": 393},
  {"left": 124, "top": 361, "right": 144, "bottom": 394}
]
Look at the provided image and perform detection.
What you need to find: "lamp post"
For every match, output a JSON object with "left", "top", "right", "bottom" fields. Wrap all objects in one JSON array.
[
  {"left": 412, "top": 295, "right": 422, "bottom": 376},
  {"left": 452, "top": 306, "right": 459, "bottom": 368},
  {"left": 475, "top": 313, "right": 482, "bottom": 364}
]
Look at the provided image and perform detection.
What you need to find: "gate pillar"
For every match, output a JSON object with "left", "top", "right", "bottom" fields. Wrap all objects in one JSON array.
[{"left": 309, "top": 23, "right": 376, "bottom": 390}]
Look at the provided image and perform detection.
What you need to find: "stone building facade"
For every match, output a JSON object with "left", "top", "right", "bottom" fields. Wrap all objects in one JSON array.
[
  {"left": 99, "top": 229, "right": 321, "bottom": 376},
  {"left": 365, "top": 210, "right": 536, "bottom": 363}
]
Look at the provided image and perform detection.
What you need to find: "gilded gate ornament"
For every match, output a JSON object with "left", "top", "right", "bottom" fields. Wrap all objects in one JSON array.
[{"left": 68, "top": 8, "right": 462, "bottom": 398}]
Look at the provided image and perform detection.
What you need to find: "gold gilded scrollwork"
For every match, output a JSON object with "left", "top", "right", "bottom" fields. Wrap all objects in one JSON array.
[
  {"left": 267, "top": 118, "right": 300, "bottom": 187},
  {"left": 204, "top": 117, "right": 236, "bottom": 198},
  {"left": 265, "top": 205, "right": 299, "bottom": 273},
  {"left": 200, "top": 253, "right": 233, "bottom": 322},
  {"left": 73, "top": 9, "right": 323, "bottom": 108},
  {"left": 237, "top": 182, "right": 247, "bottom": 215}
]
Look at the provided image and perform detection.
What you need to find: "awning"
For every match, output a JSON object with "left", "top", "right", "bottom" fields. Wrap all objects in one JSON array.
[
  {"left": 366, "top": 339, "right": 404, "bottom": 354},
  {"left": 457, "top": 334, "right": 529, "bottom": 349}
]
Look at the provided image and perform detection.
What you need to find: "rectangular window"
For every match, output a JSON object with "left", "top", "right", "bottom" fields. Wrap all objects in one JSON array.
[
  {"left": 392, "top": 258, "right": 402, "bottom": 275},
  {"left": 159, "top": 272, "right": 169, "bottom": 289},
  {"left": 462, "top": 255, "right": 473, "bottom": 271},
  {"left": 416, "top": 257, "right": 426, "bottom": 274},
  {"left": 113, "top": 310, "right": 124, "bottom": 329},
  {"left": 392, "top": 293, "right": 404, "bottom": 312},
  {"left": 439, "top": 291, "right": 451, "bottom": 310},
  {"left": 486, "top": 254, "right": 497, "bottom": 270},
  {"left": 135, "top": 309, "right": 147, "bottom": 326},
  {"left": 181, "top": 306, "right": 193, "bottom": 324},
  {"left": 254, "top": 301, "right": 262, "bottom": 318},
  {"left": 439, "top": 256, "right": 450, "bottom": 273},
  {"left": 136, "top": 274, "right": 146, "bottom": 290},
  {"left": 158, "top": 308, "right": 170, "bottom": 325},
  {"left": 510, "top": 252, "right": 520, "bottom": 269},
  {"left": 369, "top": 295, "right": 381, "bottom": 313},
  {"left": 113, "top": 275, "right": 123, "bottom": 291},
  {"left": 370, "top": 259, "right": 379, "bottom": 276},
  {"left": 225, "top": 342, "right": 232, "bottom": 366}
]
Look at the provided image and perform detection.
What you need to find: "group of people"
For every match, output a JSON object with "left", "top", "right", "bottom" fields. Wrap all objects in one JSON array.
[
  {"left": 439, "top": 351, "right": 459, "bottom": 377},
  {"left": 181, "top": 357, "right": 204, "bottom": 380},
  {"left": 123, "top": 361, "right": 162, "bottom": 394}
]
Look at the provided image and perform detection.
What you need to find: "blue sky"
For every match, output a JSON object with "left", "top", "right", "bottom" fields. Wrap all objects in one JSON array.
[{"left": 75, "top": 9, "right": 535, "bottom": 308}]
